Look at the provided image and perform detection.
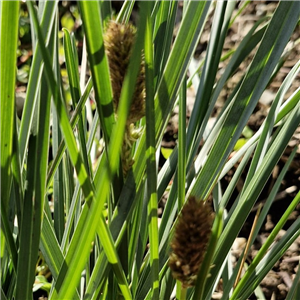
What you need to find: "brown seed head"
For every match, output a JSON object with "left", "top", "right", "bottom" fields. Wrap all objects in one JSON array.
[
  {"left": 104, "top": 21, "right": 145, "bottom": 124},
  {"left": 169, "top": 196, "right": 214, "bottom": 287}
]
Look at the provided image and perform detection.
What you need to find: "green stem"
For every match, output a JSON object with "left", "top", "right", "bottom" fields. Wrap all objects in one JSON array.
[{"left": 178, "top": 77, "right": 187, "bottom": 210}]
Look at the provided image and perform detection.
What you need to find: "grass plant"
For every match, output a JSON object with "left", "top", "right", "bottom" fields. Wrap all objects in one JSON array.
[{"left": 1, "top": 1, "right": 300, "bottom": 299}]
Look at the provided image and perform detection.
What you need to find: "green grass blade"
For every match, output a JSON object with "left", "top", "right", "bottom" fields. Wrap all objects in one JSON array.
[
  {"left": 1, "top": 201, "right": 18, "bottom": 271},
  {"left": 153, "top": 1, "right": 177, "bottom": 86},
  {"left": 219, "top": 145, "right": 255, "bottom": 210},
  {"left": 128, "top": 191, "right": 145, "bottom": 297},
  {"left": 62, "top": 155, "right": 75, "bottom": 229},
  {"left": 178, "top": 78, "right": 187, "bottom": 210},
  {"left": 79, "top": 1, "right": 115, "bottom": 144},
  {"left": 15, "top": 138, "right": 42, "bottom": 298},
  {"left": 51, "top": 14, "right": 65, "bottom": 244},
  {"left": 0, "top": 0, "right": 20, "bottom": 277},
  {"left": 144, "top": 2, "right": 159, "bottom": 298},
  {"left": 0, "top": 1, "right": 19, "bottom": 209},
  {"left": 40, "top": 214, "right": 63, "bottom": 280},
  {"left": 11, "top": 117, "right": 24, "bottom": 228},
  {"left": 100, "top": 0, "right": 111, "bottom": 24},
  {"left": 63, "top": 28, "right": 90, "bottom": 174},
  {"left": 60, "top": 182, "right": 80, "bottom": 253}
]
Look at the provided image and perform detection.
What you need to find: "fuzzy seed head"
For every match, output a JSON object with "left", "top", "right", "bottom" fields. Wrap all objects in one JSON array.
[
  {"left": 104, "top": 21, "right": 145, "bottom": 124},
  {"left": 169, "top": 196, "right": 214, "bottom": 287}
]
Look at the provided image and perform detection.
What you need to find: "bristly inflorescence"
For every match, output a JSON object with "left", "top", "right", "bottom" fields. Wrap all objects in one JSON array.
[
  {"left": 104, "top": 20, "right": 145, "bottom": 176},
  {"left": 169, "top": 196, "right": 214, "bottom": 288},
  {"left": 104, "top": 21, "right": 145, "bottom": 124}
]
